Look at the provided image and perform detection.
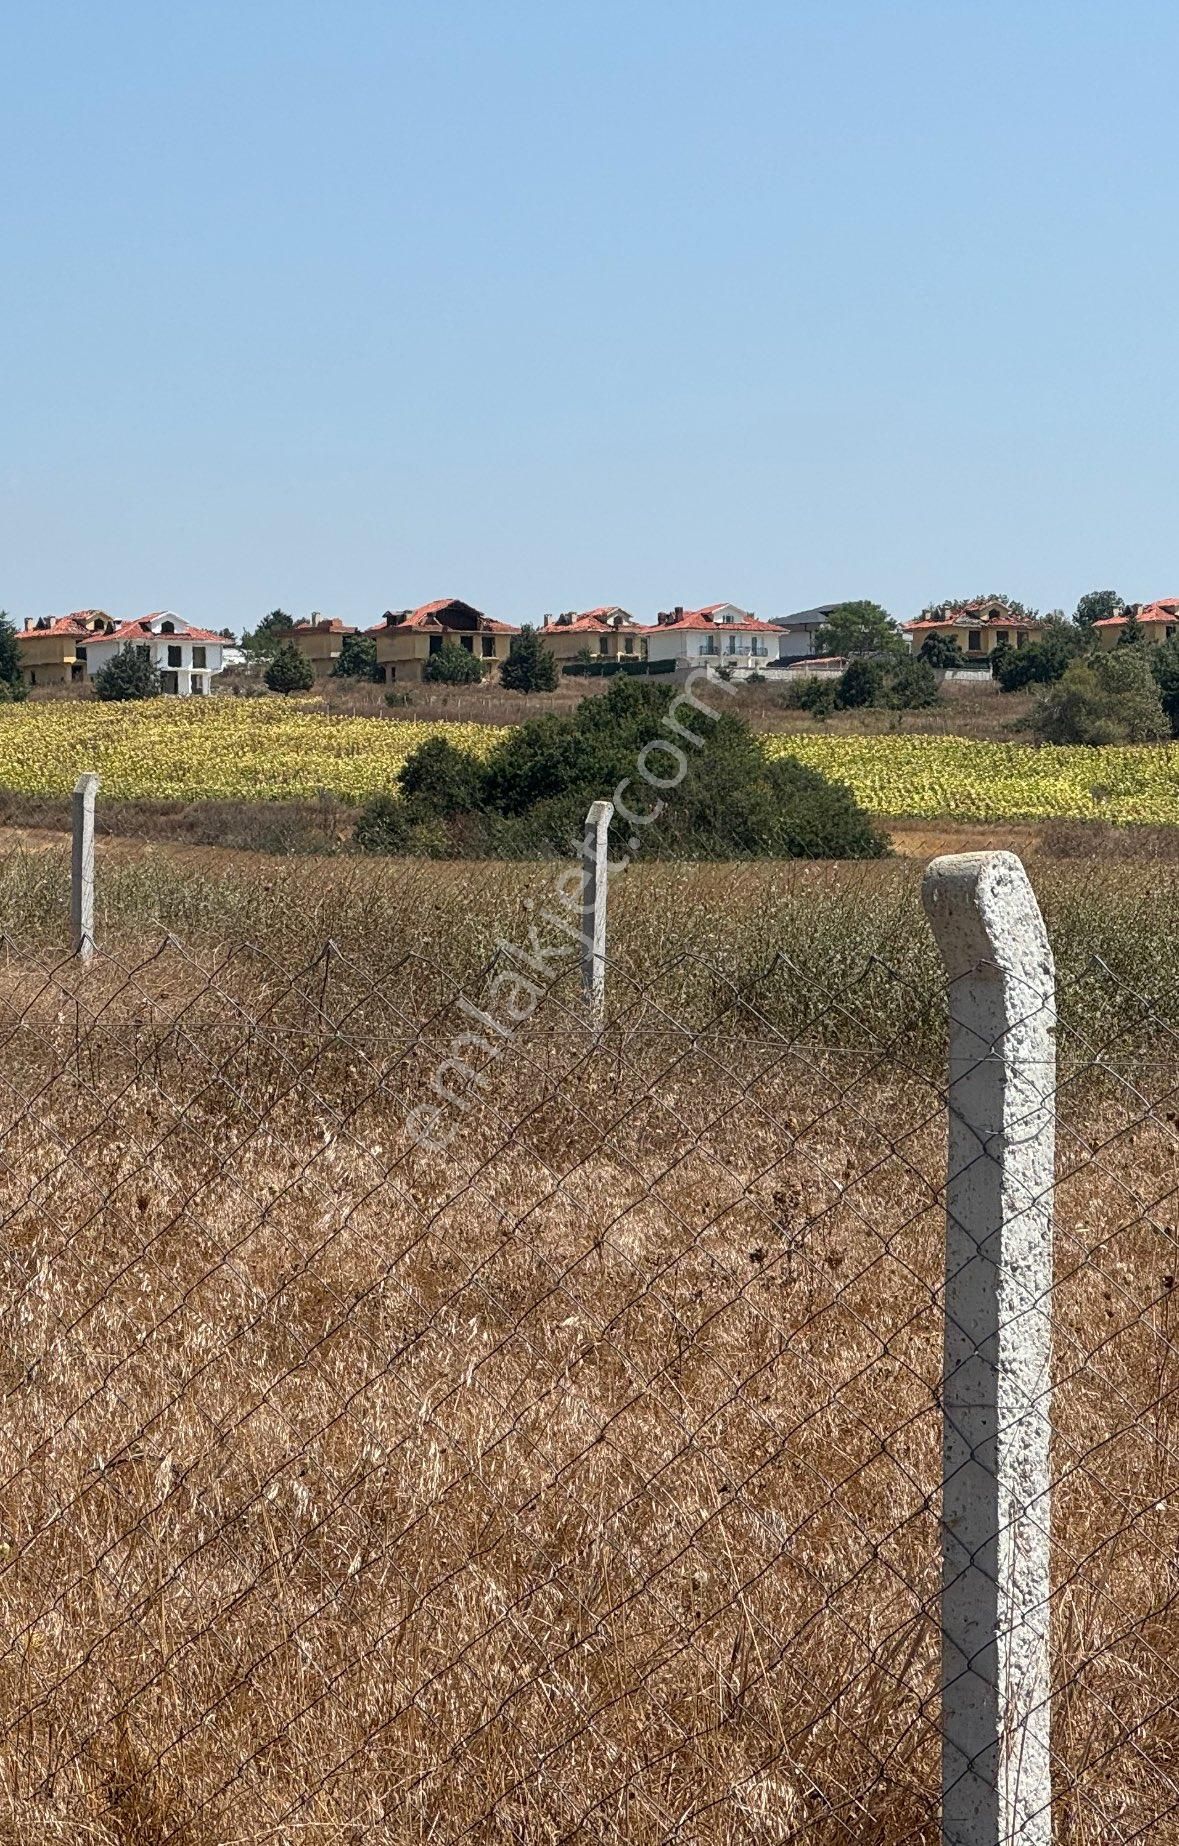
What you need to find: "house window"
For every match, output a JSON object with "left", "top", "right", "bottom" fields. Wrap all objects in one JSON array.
[
  {"left": 967, "top": 631, "right": 982, "bottom": 652},
  {"left": 460, "top": 635, "right": 474, "bottom": 652},
  {"left": 191, "top": 675, "right": 206, "bottom": 695},
  {"left": 192, "top": 645, "right": 207, "bottom": 669},
  {"left": 167, "top": 644, "right": 182, "bottom": 668},
  {"left": 599, "top": 637, "right": 609, "bottom": 655},
  {"left": 159, "top": 620, "right": 175, "bottom": 634},
  {"left": 623, "top": 637, "right": 634, "bottom": 654},
  {"left": 386, "top": 665, "right": 396, "bottom": 682},
  {"left": 481, "top": 636, "right": 495, "bottom": 658},
  {"left": 1016, "top": 631, "right": 1027, "bottom": 648},
  {"left": 160, "top": 670, "right": 179, "bottom": 695},
  {"left": 1168, "top": 627, "right": 1177, "bottom": 641},
  {"left": 995, "top": 630, "right": 1010, "bottom": 647},
  {"left": 428, "top": 635, "right": 442, "bottom": 654}
]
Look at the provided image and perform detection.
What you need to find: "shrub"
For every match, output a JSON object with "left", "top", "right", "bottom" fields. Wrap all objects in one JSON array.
[
  {"left": 1030, "top": 650, "right": 1169, "bottom": 745},
  {"left": 917, "top": 631, "right": 962, "bottom": 669},
  {"left": 354, "top": 672, "right": 887, "bottom": 860},
  {"left": 424, "top": 641, "right": 484, "bottom": 685},
  {"left": 835, "top": 659, "right": 883, "bottom": 709},
  {"left": 886, "top": 657, "right": 939, "bottom": 709},
  {"left": 500, "top": 626, "right": 559, "bottom": 693},
  {"left": 782, "top": 675, "right": 838, "bottom": 717},
  {"left": 94, "top": 644, "right": 161, "bottom": 702},
  {"left": 331, "top": 633, "right": 381, "bottom": 681},
  {"left": 561, "top": 658, "right": 676, "bottom": 677},
  {"left": 265, "top": 644, "right": 316, "bottom": 694}
]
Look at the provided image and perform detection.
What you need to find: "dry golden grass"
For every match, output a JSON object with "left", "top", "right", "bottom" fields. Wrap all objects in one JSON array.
[{"left": 0, "top": 930, "right": 1175, "bottom": 1843}]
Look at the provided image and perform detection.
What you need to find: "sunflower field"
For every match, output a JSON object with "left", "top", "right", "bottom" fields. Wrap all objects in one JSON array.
[
  {"left": 0, "top": 699, "right": 497, "bottom": 802},
  {"left": 1, "top": 698, "right": 1179, "bottom": 821}
]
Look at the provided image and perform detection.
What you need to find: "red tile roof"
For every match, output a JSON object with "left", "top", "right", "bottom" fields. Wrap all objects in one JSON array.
[
  {"left": 369, "top": 599, "right": 518, "bottom": 636},
  {"left": 1095, "top": 599, "right": 1179, "bottom": 628},
  {"left": 97, "top": 617, "right": 227, "bottom": 646},
  {"left": 904, "top": 607, "right": 1038, "bottom": 632},
  {"left": 21, "top": 611, "right": 114, "bottom": 638},
  {"left": 542, "top": 607, "right": 641, "bottom": 634},
  {"left": 654, "top": 605, "right": 777, "bottom": 633}
]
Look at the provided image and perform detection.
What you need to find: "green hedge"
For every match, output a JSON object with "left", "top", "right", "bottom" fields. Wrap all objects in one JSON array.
[{"left": 561, "top": 658, "right": 677, "bottom": 678}]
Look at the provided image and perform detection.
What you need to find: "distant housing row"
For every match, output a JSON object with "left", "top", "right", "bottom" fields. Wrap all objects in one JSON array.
[{"left": 16, "top": 594, "right": 1179, "bottom": 695}]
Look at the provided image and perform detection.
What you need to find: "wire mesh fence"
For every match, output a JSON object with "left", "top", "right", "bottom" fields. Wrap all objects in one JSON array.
[{"left": 0, "top": 816, "right": 1176, "bottom": 1842}]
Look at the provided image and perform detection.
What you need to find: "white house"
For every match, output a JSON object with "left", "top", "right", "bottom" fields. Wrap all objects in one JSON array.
[
  {"left": 641, "top": 604, "right": 783, "bottom": 677},
  {"left": 84, "top": 612, "right": 227, "bottom": 695}
]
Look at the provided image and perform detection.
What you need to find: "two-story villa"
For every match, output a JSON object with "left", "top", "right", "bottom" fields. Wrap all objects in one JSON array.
[
  {"left": 903, "top": 598, "right": 1042, "bottom": 660},
  {"left": 18, "top": 611, "right": 117, "bottom": 687},
  {"left": 538, "top": 608, "right": 648, "bottom": 666},
  {"left": 370, "top": 599, "right": 518, "bottom": 683},
  {"left": 85, "top": 613, "right": 227, "bottom": 695},
  {"left": 642, "top": 604, "right": 782, "bottom": 676}
]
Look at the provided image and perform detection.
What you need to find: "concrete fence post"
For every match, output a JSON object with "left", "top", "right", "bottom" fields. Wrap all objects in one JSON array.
[
  {"left": 922, "top": 852, "right": 1055, "bottom": 1846},
  {"left": 580, "top": 798, "right": 613, "bottom": 1021},
  {"left": 71, "top": 771, "right": 100, "bottom": 962}
]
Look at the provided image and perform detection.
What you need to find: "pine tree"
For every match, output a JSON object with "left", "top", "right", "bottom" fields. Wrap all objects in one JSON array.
[
  {"left": 331, "top": 633, "right": 382, "bottom": 681},
  {"left": 93, "top": 644, "right": 161, "bottom": 702},
  {"left": 500, "top": 625, "right": 559, "bottom": 693},
  {"left": 265, "top": 642, "right": 316, "bottom": 694}
]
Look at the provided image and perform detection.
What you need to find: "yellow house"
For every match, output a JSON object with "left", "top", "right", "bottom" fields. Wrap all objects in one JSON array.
[
  {"left": 17, "top": 610, "right": 116, "bottom": 688},
  {"left": 1093, "top": 598, "right": 1179, "bottom": 649},
  {"left": 288, "top": 617, "right": 356, "bottom": 678},
  {"left": 538, "top": 608, "right": 648, "bottom": 667},
  {"left": 903, "top": 598, "right": 1042, "bottom": 660},
  {"left": 370, "top": 599, "right": 518, "bottom": 684}
]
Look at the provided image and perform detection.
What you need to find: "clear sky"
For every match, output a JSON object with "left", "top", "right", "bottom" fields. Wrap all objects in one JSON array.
[{"left": 3, "top": 1, "right": 1178, "bottom": 635}]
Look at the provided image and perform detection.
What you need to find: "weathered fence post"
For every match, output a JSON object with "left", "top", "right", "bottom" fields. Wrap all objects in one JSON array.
[
  {"left": 71, "top": 771, "right": 100, "bottom": 962},
  {"left": 922, "top": 852, "right": 1055, "bottom": 1846},
  {"left": 580, "top": 798, "right": 613, "bottom": 1021}
]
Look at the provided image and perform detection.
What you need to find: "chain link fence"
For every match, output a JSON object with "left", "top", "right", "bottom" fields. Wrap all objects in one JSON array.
[{"left": 0, "top": 804, "right": 1175, "bottom": 1842}]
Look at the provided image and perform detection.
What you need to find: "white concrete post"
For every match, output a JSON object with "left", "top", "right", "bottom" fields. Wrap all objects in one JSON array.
[
  {"left": 71, "top": 771, "right": 100, "bottom": 962},
  {"left": 922, "top": 852, "right": 1055, "bottom": 1846},
  {"left": 580, "top": 799, "right": 613, "bottom": 1021}
]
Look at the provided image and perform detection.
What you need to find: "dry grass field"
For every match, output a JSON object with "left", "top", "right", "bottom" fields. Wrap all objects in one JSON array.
[{"left": 0, "top": 845, "right": 1177, "bottom": 1840}]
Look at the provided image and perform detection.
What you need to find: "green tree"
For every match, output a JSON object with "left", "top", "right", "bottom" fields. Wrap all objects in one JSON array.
[
  {"left": 917, "top": 630, "right": 962, "bottom": 669},
  {"left": 500, "top": 625, "right": 560, "bottom": 693},
  {"left": 93, "top": 643, "right": 161, "bottom": 702},
  {"left": 1030, "top": 648, "right": 1168, "bottom": 745},
  {"left": 242, "top": 609, "right": 295, "bottom": 661},
  {"left": 265, "top": 642, "right": 315, "bottom": 694},
  {"left": 814, "top": 601, "right": 903, "bottom": 660},
  {"left": 331, "top": 632, "right": 382, "bottom": 681},
  {"left": 0, "top": 613, "right": 28, "bottom": 701},
  {"left": 1074, "top": 589, "right": 1124, "bottom": 629},
  {"left": 356, "top": 673, "right": 887, "bottom": 859},
  {"left": 424, "top": 640, "right": 484, "bottom": 685}
]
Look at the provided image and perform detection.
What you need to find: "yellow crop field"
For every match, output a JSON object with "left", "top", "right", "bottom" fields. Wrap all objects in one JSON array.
[
  {"left": 766, "top": 733, "right": 1179, "bottom": 825},
  {"left": 2, "top": 699, "right": 1179, "bottom": 822},
  {"left": 0, "top": 698, "right": 497, "bottom": 802}
]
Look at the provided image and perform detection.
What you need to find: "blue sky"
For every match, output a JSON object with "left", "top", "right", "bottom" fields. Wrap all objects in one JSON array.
[{"left": 3, "top": 1, "right": 1178, "bottom": 634}]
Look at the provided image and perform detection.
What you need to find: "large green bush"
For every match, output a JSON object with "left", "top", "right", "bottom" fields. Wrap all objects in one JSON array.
[
  {"left": 355, "top": 674, "right": 887, "bottom": 860},
  {"left": 331, "top": 633, "right": 382, "bottom": 681},
  {"left": 424, "top": 640, "right": 484, "bottom": 685},
  {"left": 1030, "top": 648, "right": 1168, "bottom": 744},
  {"left": 0, "top": 614, "right": 28, "bottom": 701}
]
